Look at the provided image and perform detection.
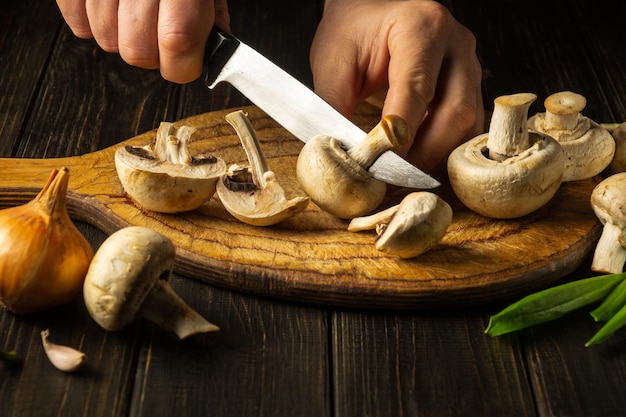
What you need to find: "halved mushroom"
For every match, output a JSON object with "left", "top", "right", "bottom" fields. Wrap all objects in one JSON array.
[
  {"left": 608, "top": 122, "right": 626, "bottom": 174},
  {"left": 348, "top": 192, "right": 452, "bottom": 259},
  {"left": 296, "top": 115, "right": 410, "bottom": 219},
  {"left": 447, "top": 93, "right": 565, "bottom": 219},
  {"left": 590, "top": 172, "right": 626, "bottom": 274},
  {"left": 83, "top": 226, "right": 219, "bottom": 339},
  {"left": 216, "top": 110, "right": 309, "bottom": 226},
  {"left": 528, "top": 91, "right": 615, "bottom": 181},
  {"left": 115, "top": 122, "right": 226, "bottom": 213}
]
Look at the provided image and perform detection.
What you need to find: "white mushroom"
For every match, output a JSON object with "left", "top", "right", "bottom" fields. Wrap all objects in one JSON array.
[
  {"left": 216, "top": 110, "right": 309, "bottom": 226},
  {"left": 608, "top": 122, "right": 626, "bottom": 174},
  {"left": 590, "top": 172, "right": 626, "bottom": 274},
  {"left": 83, "top": 226, "right": 219, "bottom": 339},
  {"left": 115, "top": 122, "right": 226, "bottom": 213},
  {"left": 348, "top": 192, "right": 452, "bottom": 259},
  {"left": 296, "top": 115, "right": 410, "bottom": 219},
  {"left": 528, "top": 91, "right": 615, "bottom": 181},
  {"left": 447, "top": 93, "right": 565, "bottom": 219}
]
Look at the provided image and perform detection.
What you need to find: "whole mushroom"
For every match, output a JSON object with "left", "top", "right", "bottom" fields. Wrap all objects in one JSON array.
[
  {"left": 528, "top": 91, "right": 615, "bottom": 181},
  {"left": 115, "top": 122, "right": 226, "bottom": 213},
  {"left": 447, "top": 93, "right": 565, "bottom": 219},
  {"left": 608, "top": 122, "right": 626, "bottom": 174},
  {"left": 83, "top": 226, "right": 219, "bottom": 339},
  {"left": 348, "top": 192, "right": 452, "bottom": 259},
  {"left": 590, "top": 172, "right": 626, "bottom": 274},
  {"left": 296, "top": 115, "right": 410, "bottom": 219}
]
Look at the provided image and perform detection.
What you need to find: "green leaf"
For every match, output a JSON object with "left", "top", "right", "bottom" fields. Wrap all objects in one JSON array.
[
  {"left": 0, "top": 350, "right": 21, "bottom": 365},
  {"left": 590, "top": 276, "right": 626, "bottom": 322},
  {"left": 587, "top": 302, "right": 626, "bottom": 346},
  {"left": 485, "top": 272, "right": 626, "bottom": 337}
]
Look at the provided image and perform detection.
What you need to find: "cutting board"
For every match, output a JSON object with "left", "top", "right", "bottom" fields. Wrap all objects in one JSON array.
[{"left": 0, "top": 104, "right": 602, "bottom": 309}]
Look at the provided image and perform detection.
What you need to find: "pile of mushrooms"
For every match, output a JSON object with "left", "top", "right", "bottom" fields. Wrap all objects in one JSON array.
[
  {"left": 115, "top": 122, "right": 226, "bottom": 213},
  {"left": 296, "top": 115, "right": 410, "bottom": 219},
  {"left": 528, "top": 91, "right": 615, "bottom": 181},
  {"left": 447, "top": 93, "right": 565, "bottom": 219}
]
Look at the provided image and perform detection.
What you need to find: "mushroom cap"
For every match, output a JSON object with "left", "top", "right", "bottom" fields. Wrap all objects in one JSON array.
[
  {"left": 296, "top": 135, "right": 387, "bottom": 219},
  {"left": 447, "top": 132, "right": 564, "bottom": 219},
  {"left": 115, "top": 145, "right": 226, "bottom": 213},
  {"left": 83, "top": 226, "right": 176, "bottom": 331},
  {"left": 609, "top": 122, "right": 626, "bottom": 174},
  {"left": 375, "top": 192, "right": 453, "bottom": 259},
  {"left": 591, "top": 172, "right": 626, "bottom": 228}
]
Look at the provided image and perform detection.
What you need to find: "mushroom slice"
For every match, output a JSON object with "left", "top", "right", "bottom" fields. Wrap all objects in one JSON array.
[
  {"left": 83, "top": 226, "right": 219, "bottom": 339},
  {"left": 115, "top": 122, "right": 226, "bottom": 213},
  {"left": 528, "top": 91, "right": 615, "bottom": 181},
  {"left": 296, "top": 115, "right": 410, "bottom": 219},
  {"left": 349, "top": 192, "right": 452, "bottom": 259},
  {"left": 447, "top": 93, "right": 565, "bottom": 219},
  {"left": 608, "top": 122, "right": 626, "bottom": 174},
  {"left": 590, "top": 172, "right": 626, "bottom": 274},
  {"left": 216, "top": 110, "right": 309, "bottom": 226}
]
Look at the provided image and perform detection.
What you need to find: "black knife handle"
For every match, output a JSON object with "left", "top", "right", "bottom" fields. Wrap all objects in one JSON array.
[{"left": 204, "top": 26, "right": 240, "bottom": 88}]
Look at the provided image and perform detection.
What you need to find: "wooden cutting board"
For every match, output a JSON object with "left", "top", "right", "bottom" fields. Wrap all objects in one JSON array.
[{"left": 0, "top": 104, "right": 602, "bottom": 309}]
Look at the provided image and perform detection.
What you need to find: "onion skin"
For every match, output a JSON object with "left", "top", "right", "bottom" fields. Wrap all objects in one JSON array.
[{"left": 0, "top": 168, "right": 94, "bottom": 314}]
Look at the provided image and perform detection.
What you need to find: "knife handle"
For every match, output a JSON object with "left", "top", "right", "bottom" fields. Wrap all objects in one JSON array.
[{"left": 204, "top": 26, "right": 240, "bottom": 88}]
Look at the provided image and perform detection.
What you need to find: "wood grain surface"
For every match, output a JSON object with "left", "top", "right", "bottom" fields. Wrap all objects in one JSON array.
[{"left": 0, "top": 104, "right": 602, "bottom": 308}]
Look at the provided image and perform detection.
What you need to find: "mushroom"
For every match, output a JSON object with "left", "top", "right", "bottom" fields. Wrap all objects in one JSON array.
[
  {"left": 348, "top": 192, "right": 452, "bottom": 259},
  {"left": 296, "top": 115, "right": 410, "bottom": 219},
  {"left": 528, "top": 91, "right": 615, "bottom": 181},
  {"left": 216, "top": 110, "right": 309, "bottom": 226},
  {"left": 115, "top": 122, "right": 226, "bottom": 213},
  {"left": 447, "top": 93, "right": 565, "bottom": 219},
  {"left": 83, "top": 226, "right": 219, "bottom": 339},
  {"left": 608, "top": 122, "right": 626, "bottom": 174},
  {"left": 590, "top": 172, "right": 626, "bottom": 274}
]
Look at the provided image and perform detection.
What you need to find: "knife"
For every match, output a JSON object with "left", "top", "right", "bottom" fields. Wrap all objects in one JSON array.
[{"left": 203, "top": 26, "right": 440, "bottom": 189}]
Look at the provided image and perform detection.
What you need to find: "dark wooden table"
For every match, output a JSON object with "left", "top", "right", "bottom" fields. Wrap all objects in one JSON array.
[{"left": 1, "top": 0, "right": 625, "bottom": 416}]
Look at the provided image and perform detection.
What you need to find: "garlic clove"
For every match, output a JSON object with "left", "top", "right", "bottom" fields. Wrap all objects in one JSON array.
[{"left": 40, "top": 329, "right": 86, "bottom": 372}]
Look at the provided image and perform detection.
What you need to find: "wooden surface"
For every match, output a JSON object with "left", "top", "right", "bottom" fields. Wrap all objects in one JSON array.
[
  {"left": 1, "top": 0, "right": 626, "bottom": 416},
  {"left": 0, "top": 104, "right": 602, "bottom": 308}
]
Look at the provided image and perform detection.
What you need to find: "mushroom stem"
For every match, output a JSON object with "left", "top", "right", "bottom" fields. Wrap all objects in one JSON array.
[
  {"left": 154, "top": 123, "right": 195, "bottom": 164},
  {"left": 543, "top": 91, "right": 587, "bottom": 131},
  {"left": 347, "top": 115, "right": 410, "bottom": 169},
  {"left": 591, "top": 222, "right": 626, "bottom": 274},
  {"left": 225, "top": 110, "right": 270, "bottom": 189},
  {"left": 487, "top": 93, "right": 536, "bottom": 161},
  {"left": 139, "top": 280, "right": 220, "bottom": 339},
  {"left": 347, "top": 205, "right": 399, "bottom": 232}
]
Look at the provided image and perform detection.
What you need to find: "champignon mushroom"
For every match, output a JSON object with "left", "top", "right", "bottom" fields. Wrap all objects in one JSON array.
[
  {"left": 348, "top": 192, "right": 452, "bottom": 259},
  {"left": 528, "top": 91, "right": 615, "bottom": 181},
  {"left": 608, "top": 122, "right": 626, "bottom": 174},
  {"left": 216, "top": 110, "right": 309, "bottom": 226},
  {"left": 590, "top": 172, "right": 626, "bottom": 274},
  {"left": 447, "top": 93, "right": 565, "bottom": 219},
  {"left": 296, "top": 115, "right": 410, "bottom": 219},
  {"left": 83, "top": 226, "right": 219, "bottom": 339},
  {"left": 115, "top": 122, "right": 226, "bottom": 213}
]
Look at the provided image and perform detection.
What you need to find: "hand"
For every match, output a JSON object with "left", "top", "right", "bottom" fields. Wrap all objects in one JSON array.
[
  {"left": 310, "top": 0, "right": 484, "bottom": 173},
  {"left": 56, "top": 0, "right": 230, "bottom": 83}
]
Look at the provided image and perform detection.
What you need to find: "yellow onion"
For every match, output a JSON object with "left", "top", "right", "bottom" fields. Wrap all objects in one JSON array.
[{"left": 0, "top": 168, "right": 94, "bottom": 314}]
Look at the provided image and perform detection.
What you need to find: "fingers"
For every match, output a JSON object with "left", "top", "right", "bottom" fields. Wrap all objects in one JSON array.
[
  {"left": 56, "top": 0, "right": 92, "bottom": 39},
  {"left": 85, "top": 0, "right": 119, "bottom": 51}
]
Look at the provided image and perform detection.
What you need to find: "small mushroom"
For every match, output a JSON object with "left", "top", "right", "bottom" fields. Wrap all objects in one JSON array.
[
  {"left": 115, "top": 122, "right": 226, "bottom": 213},
  {"left": 608, "top": 122, "right": 626, "bottom": 174},
  {"left": 296, "top": 115, "right": 410, "bottom": 219},
  {"left": 528, "top": 91, "right": 615, "bottom": 181},
  {"left": 590, "top": 172, "right": 626, "bottom": 274},
  {"left": 348, "top": 192, "right": 452, "bottom": 259},
  {"left": 447, "top": 93, "right": 565, "bottom": 219},
  {"left": 216, "top": 110, "right": 309, "bottom": 226},
  {"left": 83, "top": 226, "right": 219, "bottom": 339}
]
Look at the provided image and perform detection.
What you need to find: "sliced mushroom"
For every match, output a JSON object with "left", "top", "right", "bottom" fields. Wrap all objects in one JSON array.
[
  {"left": 528, "top": 91, "right": 615, "bottom": 181},
  {"left": 348, "top": 192, "right": 452, "bottom": 259},
  {"left": 590, "top": 172, "right": 626, "bottom": 274},
  {"left": 115, "top": 122, "right": 226, "bottom": 213},
  {"left": 216, "top": 110, "right": 309, "bottom": 226},
  {"left": 447, "top": 93, "right": 565, "bottom": 219},
  {"left": 296, "top": 115, "right": 410, "bottom": 219},
  {"left": 83, "top": 226, "right": 219, "bottom": 339},
  {"left": 608, "top": 122, "right": 626, "bottom": 174}
]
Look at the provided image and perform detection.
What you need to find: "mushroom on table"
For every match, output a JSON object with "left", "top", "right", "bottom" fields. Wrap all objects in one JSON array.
[{"left": 609, "top": 122, "right": 626, "bottom": 174}]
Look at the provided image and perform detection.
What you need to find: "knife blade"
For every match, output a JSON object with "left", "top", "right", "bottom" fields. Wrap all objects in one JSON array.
[{"left": 203, "top": 26, "right": 440, "bottom": 189}]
